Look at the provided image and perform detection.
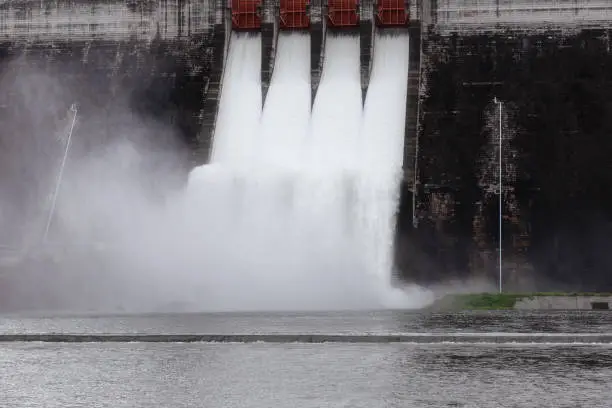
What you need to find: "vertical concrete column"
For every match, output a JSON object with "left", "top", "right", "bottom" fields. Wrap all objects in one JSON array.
[
  {"left": 429, "top": 0, "right": 437, "bottom": 26},
  {"left": 310, "top": 0, "right": 324, "bottom": 106},
  {"left": 261, "top": 0, "right": 278, "bottom": 105},
  {"left": 403, "top": 22, "right": 421, "bottom": 185},
  {"left": 359, "top": 0, "right": 374, "bottom": 103}
]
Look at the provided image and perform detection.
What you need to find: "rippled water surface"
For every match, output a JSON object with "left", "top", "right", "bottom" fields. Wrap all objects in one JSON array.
[
  {"left": 1, "top": 342, "right": 611, "bottom": 407},
  {"left": 1, "top": 310, "right": 612, "bottom": 334},
  {"left": 1, "top": 311, "right": 611, "bottom": 407}
]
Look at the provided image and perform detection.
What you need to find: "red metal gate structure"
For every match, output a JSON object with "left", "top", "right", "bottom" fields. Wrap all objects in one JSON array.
[
  {"left": 375, "top": 0, "right": 409, "bottom": 26},
  {"left": 280, "top": 0, "right": 310, "bottom": 29},
  {"left": 231, "top": 0, "right": 262, "bottom": 30},
  {"left": 327, "top": 0, "right": 359, "bottom": 28}
]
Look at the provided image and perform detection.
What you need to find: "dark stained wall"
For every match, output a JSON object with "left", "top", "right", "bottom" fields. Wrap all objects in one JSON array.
[{"left": 396, "top": 28, "right": 612, "bottom": 292}]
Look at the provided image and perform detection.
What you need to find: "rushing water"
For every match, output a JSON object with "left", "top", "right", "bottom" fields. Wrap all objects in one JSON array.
[
  {"left": 181, "top": 31, "right": 429, "bottom": 311},
  {"left": 210, "top": 32, "right": 262, "bottom": 165},
  {"left": 258, "top": 32, "right": 311, "bottom": 168},
  {"left": 308, "top": 34, "right": 362, "bottom": 170},
  {"left": 357, "top": 33, "right": 410, "bottom": 284}
]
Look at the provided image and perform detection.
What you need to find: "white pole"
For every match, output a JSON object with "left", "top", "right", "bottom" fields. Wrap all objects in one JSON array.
[
  {"left": 43, "top": 103, "right": 78, "bottom": 243},
  {"left": 498, "top": 99, "right": 503, "bottom": 293}
]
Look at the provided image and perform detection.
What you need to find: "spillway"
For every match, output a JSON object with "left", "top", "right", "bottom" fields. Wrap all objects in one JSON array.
[
  {"left": 186, "top": 31, "right": 368, "bottom": 311},
  {"left": 297, "top": 33, "right": 363, "bottom": 243},
  {"left": 308, "top": 34, "right": 362, "bottom": 170},
  {"left": 210, "top": 33, "right": 262, "bottom": 165},
  {"left": 184, "top": 29, "right": 430, "bottom": 311},
  {"left": 258, "top": 33, "right": 311, "bottom": 168},
  {"left": 0, "top": 2, "right": 434, "bottom": 313},
  {"left": 357, "top": 33, "right": 411, "bottom": 285},
  {"left": 250, "top": 33, "right": 311, "bottom": 225}
]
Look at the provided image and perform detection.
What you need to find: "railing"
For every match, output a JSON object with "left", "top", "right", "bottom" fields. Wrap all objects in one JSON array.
[
  {"left": 327, "top": 0, "right": 359, "bottom": 27},
  {"left": 375, "top": 0, "right": 408, "bottom": 26},
  {"left": 231, "top": 0, "right": 262, "bottom": 30},
  {"left": 280, "top": 0, "right": 311, "bottom": 29}
]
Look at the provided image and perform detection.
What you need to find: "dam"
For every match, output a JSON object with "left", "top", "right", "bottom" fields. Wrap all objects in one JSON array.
[{"left": 1, "top": 0, "right": 612, "bottom": 311}]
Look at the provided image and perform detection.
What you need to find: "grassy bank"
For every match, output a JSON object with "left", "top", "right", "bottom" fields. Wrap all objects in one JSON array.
[{"left": 430, "top": 292, "right": 612, "bottom": 311}]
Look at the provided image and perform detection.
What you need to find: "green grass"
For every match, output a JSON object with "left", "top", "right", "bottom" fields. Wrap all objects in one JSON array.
[
  {"left": 430, "top": 292, "right": 612, "bottom": 311},
  {"left": 455, "top": 293, "right": 523, "bottom": 310}
]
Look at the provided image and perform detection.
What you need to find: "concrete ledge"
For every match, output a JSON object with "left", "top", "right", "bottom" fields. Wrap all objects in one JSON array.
[
  {"left": 515, "top": 296, "right": 612, "bottom": 310},
  {"left": 430, "top": 293, "right": 612, "bottom": 311},
  {"left": 0, "top": 334, "right": 611, "bottom": 344}
]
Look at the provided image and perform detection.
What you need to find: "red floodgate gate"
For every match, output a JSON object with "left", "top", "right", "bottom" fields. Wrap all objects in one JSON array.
[
  {"left": 231, "top": 0, "right": 262, "bottom": 30},
  {"left": 327, "top": 0, "right": 359, "bottom": 28},
  {"left": 375, "top": 0, "right": 409, "bottom": 26},
  {"left": 280, "top": 0, "right": 310, "bottom": 29}
]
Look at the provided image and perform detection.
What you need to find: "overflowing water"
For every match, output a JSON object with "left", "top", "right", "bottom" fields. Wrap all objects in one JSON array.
[
  {"left": 298, "top": 34, "right": 362, "bottom": 241},
  {"left": 210, "top": 33, "right": 262, "bottom": 165},
  {"left": 258, "top": 32, "right": 311, "bottom": 168},
  {"left": 356, "top": 33, "right": 412, "bottom": 303},
  {"left": 308, "top": 34, "right": 362, "bottom": 170},
  {"left": 182, "top": 31, "right": 430, "bottom": 311}
]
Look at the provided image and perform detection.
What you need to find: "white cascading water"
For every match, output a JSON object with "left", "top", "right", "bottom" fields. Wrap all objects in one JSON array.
[
  {"left": 297, "top": 34, "right": 363, "bottom": 240},
  {"left": 258, "top": 32, "right": 311, "bottom": 168},
  {"left": 187, "top": 32, "right": 263, "bottom": 251},
  {"left": 182, "top": 31, "right": 431, "bottom": 311},
  {"left": 307, "top": 34, "right": 362, "bottom": 170},
  {"left": 356, "top": 32, "right": 421, "bottom": 306},
  {"left": 249, "top": 32, "right": 311, "bottom": 234},
  {"left": 210, "top": 32, "right": 263, "bottom": 165}
]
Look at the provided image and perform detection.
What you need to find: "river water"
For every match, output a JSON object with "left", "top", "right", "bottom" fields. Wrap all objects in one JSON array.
[{"left": 1, "top": 311, "right": 611, "bottom": 407}]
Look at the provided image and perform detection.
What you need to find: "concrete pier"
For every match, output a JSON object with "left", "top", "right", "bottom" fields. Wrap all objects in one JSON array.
[
  {"left": 260, "top": 0, "right": 278, "bottom": 105},
  {"left": 514, "top": 296, "right": 612, "bottom": 310}
]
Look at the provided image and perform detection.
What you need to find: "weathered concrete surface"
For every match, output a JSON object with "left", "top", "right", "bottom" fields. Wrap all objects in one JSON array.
[
  {"left": 0, "top": 333, "right": 610, "bottom": 343},
  {"left": 0, "top": 1, "right": 228, "bottom": 251},
  {"left": 0, "top": 0, "right": 219, "bottom": 40},
  {"left": 397, "top": 30, "right": 612, "bottom": 291},
  {"left": 514, "top": 296, "right": 612, "bottom": 310},
  {"left": 432, "top": 0, "right": 612, "bottom": 32}
]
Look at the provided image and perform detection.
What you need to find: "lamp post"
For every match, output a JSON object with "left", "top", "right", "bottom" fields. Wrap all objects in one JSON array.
[
  {"left": 43, "top": 103, "right": 78, "bottom": 244},
  {"left": 494, "top": 97, "right": 503, "bottom": 293}
]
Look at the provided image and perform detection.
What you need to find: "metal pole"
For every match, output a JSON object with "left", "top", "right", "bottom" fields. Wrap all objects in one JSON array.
[
  {"left": 43, "top": 103, "right": 78, "bottom": 243},
  {"left": 412, "top": 4, "right": 425, "bottom": 229},
  {"left": 498, "top": 99, "right": 503, "bottom": 293}
]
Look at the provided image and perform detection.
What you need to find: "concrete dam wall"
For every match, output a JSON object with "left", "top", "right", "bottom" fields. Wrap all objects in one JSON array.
[
  {"left": 0, "top": 0, "right": 226, "bottom": 153},
  {"left": 395, "top": 20, "right": 612, "bottom": 292},
  {"left": 2, "top": 0, "right": 612, "bottom": 298}
]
